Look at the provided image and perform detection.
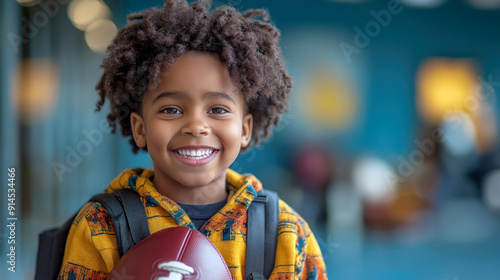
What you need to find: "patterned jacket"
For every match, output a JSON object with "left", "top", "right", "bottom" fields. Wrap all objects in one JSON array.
[{"left": 58, "top": 168, "right": 328, "bottom": 279}]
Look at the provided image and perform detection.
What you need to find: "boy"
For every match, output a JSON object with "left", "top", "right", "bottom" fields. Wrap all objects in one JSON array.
[{"left": 58, "top": 0, "right": 328, "bottom": 279}]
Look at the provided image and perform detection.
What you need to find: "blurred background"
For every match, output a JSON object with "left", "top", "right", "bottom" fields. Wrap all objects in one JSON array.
[{"left": 2, "top": 0, "right": 500, "bottom": 279}]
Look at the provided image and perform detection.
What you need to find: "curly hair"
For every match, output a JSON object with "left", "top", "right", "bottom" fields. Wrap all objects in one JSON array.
[{"left": 95, "top": 0, "right": 292, "bottom": 153}]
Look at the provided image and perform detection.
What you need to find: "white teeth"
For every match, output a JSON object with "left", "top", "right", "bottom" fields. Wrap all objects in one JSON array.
[{"left": 177, "top": 149, "right": 214, "bottom": 159}]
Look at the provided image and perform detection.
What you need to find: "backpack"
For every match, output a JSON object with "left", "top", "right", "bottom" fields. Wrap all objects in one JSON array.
[{"left": 35, "top": 188, "right": 279, "bottom": 280}]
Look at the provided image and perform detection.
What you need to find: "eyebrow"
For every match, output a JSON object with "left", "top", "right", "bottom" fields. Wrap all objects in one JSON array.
[
  {"left": 203, "top": 91, "right": 237, "bottom": 104},
  {"left": 152, "top": 91, "right": 237, "bottom": 105},
  {"left": 152, "top": 91, "right": 183, "bottom": 104}
]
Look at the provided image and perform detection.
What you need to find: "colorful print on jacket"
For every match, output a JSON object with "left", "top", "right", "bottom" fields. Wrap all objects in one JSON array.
[{"left": 58, "top": 168, "right": 328, "bottom": 279}]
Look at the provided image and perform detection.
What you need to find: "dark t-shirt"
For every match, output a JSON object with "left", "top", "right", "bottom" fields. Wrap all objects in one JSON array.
[{"left": 178, "top": 199, "right": 227, "bottom": 229}]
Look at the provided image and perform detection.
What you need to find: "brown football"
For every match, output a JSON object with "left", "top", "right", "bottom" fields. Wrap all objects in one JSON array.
[{"left": 107, "top": 226, "right": 232, "bottom": 280}]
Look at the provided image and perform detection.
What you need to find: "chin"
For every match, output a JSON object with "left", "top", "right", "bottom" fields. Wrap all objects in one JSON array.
[
  {"left": 178, "top": 176, "right": 214, "bottom": 189},
  {"left": 177, "top": 168, "right": 226, "bottom": 187}
]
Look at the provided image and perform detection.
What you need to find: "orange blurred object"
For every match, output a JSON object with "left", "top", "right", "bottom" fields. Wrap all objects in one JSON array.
[{"left": 11, "top": 59, "right": 60, "bottom": 123}]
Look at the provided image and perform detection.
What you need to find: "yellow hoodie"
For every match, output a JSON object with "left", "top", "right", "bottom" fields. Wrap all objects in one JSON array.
[{"left": 58, "top": 168, "right": 327, "bottom": 279}]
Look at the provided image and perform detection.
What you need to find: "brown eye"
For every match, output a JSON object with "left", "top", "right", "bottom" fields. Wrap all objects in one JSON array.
[
  {"left": 209, "top": 107, "right": 229, "bottom": 114},
  {"left": 161, "top": 107, "right": 182, "bottom": 114}
]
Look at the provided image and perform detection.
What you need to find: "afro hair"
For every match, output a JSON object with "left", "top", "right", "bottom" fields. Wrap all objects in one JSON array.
[{"left": 95, "top": 0, "right": 292, "bottom": 153}]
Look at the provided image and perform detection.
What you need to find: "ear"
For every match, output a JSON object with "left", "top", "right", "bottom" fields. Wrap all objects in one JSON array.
[
  {"left": 130, "top": 112, "right": 147, "bottom": 148},
  {"left": 241, "top": 113, "right": 253, "bottom": 148}
]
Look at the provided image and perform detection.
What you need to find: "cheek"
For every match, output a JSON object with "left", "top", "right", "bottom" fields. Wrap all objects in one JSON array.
[
  {"left": 146, "top": 121, "right": 173, "bottom": 149},
  {"left": 217, "top": 121, "right": 243, "bottom": 148}
]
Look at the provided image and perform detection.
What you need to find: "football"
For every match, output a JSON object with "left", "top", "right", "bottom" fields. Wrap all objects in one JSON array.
[{"left": 107, "top": 226, "right": 232, "bottom": 280}]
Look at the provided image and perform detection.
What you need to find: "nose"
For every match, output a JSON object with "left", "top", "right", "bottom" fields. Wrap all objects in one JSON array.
[{"left": 180, "top": 115, "right": 210, "bottom": 137}]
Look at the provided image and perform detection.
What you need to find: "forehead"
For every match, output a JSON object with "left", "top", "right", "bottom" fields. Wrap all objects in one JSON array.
[
  {"left": 157, "top": 52, "right": 236, "bottom": 92},
  {"left": 142, "top": 51, "right": 247, "bottom": 110}
]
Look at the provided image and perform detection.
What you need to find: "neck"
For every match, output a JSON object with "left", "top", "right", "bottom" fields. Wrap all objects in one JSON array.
[{"left": 152, "top": 170, "right": 228, "bottom": 205}]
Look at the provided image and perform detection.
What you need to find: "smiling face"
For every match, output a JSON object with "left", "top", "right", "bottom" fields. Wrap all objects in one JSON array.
[{"left": 130, "top": 52, "right": 252, "bottom": 204}]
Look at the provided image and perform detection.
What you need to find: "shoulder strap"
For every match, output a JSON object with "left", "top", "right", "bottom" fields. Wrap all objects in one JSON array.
[
  {"left": 245, "top": 189, "right": 280, "bottom": 280},
  {"left": 35, "top": 189, "right": 150, "bottom": 280},
  {"left": 90, "top": 189, "right": 150, "bottom": 257},
  {"left": 35, "top": 213, "right": 77, "bottom": 280}
]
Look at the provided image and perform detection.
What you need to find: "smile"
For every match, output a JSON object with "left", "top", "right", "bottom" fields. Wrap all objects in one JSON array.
[{"left": 176, "top": 148, "right": 215, "bottom": 160}]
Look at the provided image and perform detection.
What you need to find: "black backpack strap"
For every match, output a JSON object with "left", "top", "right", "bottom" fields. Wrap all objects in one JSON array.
[
  {"left": 35, "top": 189, "right": 150, "bottom": 280},
  {"left": 262, "top": 190, "right": 279, "bottom": 277},
  {"left": 245, "top": 189, "right": 280, "bottom": 280},
  {"left": 35, "top": 213, "right": 77, "bottom": 280},
  {"left": 90, "top": 189, "right": 150, "bottom": 257}
]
